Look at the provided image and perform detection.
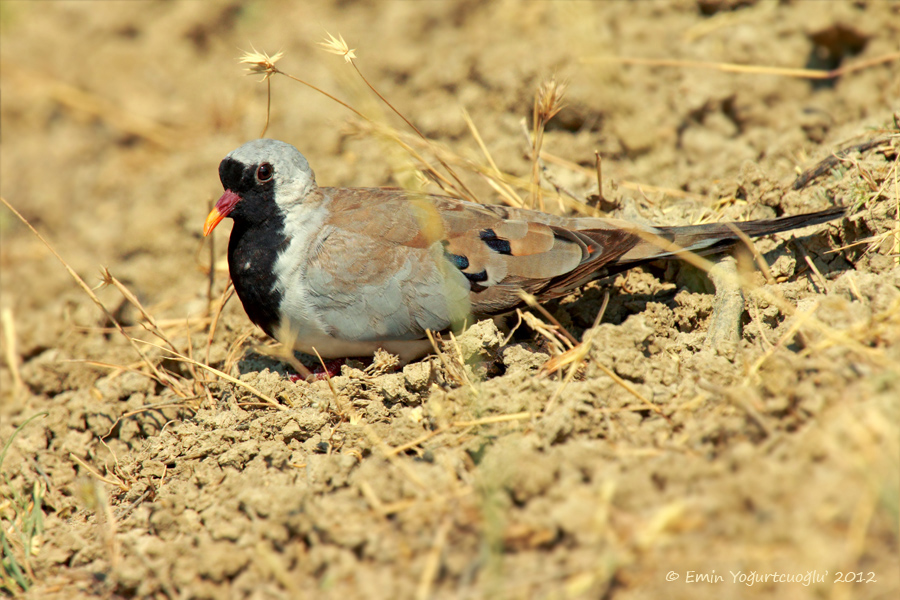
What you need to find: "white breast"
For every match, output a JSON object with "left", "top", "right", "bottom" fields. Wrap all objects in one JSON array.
[{"left": 272, "top": 203, "right": 333, "bottom": 344}]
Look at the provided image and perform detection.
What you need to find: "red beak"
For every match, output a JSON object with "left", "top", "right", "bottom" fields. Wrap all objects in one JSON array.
[{"left": 203, "top": 190, "right": 242, "bottom": 236}]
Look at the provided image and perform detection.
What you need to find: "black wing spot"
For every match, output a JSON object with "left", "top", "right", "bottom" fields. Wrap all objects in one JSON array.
[
  {"left": 485, "top": 238, "right": 512, "bottom": 254},
  {"left": 464, "top": 269, "right": 488, "bottom": 283},
  {"left": 479, "top": 228, "right": 512, "bottom": 255}
]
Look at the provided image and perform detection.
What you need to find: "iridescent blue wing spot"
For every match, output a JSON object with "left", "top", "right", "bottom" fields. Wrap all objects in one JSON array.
[{"left": 445, "top": 251, "right": 470, "bottom": 270}]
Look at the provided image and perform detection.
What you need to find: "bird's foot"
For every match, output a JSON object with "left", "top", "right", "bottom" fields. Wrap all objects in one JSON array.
[
  {"left": 288, "top": 358, "right": 345, "bottom": 382},
  {"left": 288, "top": 357, "right": 374, "bottom": 382}
]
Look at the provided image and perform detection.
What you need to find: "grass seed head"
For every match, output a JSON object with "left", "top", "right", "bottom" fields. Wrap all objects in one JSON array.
[
  {"left": 239, "top": 47, "right": 284, "bottom": 81},
  {"left": 319, "top": 32, "right": 357, "bottom": 63},
  {"left": 536, "top": 77, "right": 567, "bottom": 123}
]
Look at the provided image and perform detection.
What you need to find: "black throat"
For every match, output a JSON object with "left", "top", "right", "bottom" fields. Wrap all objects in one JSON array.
[{"left": 227, "top": 215, "right": 288, "bottom": 339}]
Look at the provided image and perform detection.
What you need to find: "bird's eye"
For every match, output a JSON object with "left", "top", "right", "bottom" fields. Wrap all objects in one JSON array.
[{"left": 256, "top": 163, "right": 273, "bottom": 182}]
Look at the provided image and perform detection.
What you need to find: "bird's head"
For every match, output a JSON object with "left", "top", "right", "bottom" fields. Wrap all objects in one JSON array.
[{"left": 203, "top": 138, "right": 318, "bottom": 236}]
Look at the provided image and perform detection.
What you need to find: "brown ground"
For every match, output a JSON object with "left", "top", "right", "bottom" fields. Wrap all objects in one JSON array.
[{"left": 1, "top": 1, "right": 898, "bottom": 599}]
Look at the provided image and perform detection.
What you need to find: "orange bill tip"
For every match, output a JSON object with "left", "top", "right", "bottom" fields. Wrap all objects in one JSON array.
[{"left": 203, "top": 207, "right": 224, "bottom": 237}]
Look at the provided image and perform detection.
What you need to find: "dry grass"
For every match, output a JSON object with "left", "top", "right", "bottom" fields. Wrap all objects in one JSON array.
[
  {"left": 529, "top": 77, "right": 567, "bottom": 211},
  {"left": 582, "top": 51, "right": 900, "bottom": 80},
  {"left": 0, "top": 197, "right": 190, "bottom": 399}
]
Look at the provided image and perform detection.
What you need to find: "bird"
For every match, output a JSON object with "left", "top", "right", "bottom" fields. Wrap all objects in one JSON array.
[{"left": 203, "top": 138, "right": 844, "bottom": 363}]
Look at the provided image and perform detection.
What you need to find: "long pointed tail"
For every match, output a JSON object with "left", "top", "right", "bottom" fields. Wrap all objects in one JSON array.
[
  {"left": 615, "top": 206, "right": 845, "bottom": 267},
  {"left": 663, "top": 206, "right": 845, "bottom": 252}
]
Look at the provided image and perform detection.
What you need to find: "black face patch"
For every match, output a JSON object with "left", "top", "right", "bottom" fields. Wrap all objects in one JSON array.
[
  {"left": 219, "top": 157, "right": 274, "bottom": 196},
  {"left": 479, "top": 229, "right": 512, "bottom": 255},
  {"left": 219, "top": 157, "right": 248, "bottom": 192}
]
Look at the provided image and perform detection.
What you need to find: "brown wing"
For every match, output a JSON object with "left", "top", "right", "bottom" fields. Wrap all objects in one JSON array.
[{"left": 320, "top": 187, "right": 642, "bottom": 316}]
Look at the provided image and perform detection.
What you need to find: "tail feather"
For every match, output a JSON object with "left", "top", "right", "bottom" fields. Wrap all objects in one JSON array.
[
  {"left": 612, "top": 206, "right": 845, "bottom": 271},
  {"left": 666, "top": 206, "right": 845, "bottom": 248}
]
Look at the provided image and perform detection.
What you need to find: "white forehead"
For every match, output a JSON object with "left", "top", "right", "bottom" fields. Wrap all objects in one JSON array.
[{"left": 227, "top": 138, "right": 317, "bottom": 206}]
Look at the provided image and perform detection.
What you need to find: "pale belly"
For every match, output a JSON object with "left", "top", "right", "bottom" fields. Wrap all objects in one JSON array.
[{"left": 286, "top": 332, "right": 434, "bottom": 363}]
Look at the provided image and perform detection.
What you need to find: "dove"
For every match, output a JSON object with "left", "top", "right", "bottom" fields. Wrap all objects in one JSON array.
[{"left": 203, "top": 138, "right": 844, "bottom": 363}]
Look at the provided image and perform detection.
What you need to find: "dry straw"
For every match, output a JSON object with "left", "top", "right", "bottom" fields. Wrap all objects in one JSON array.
[
  {"left": 0, "top": 195, "right": 288, "bottom": 412},
  {"left": 0, "top": 197, "right": 189, "bottom": 398},
  {"left": 582, "top": 51, "right": 900, "bottom": 80}
]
